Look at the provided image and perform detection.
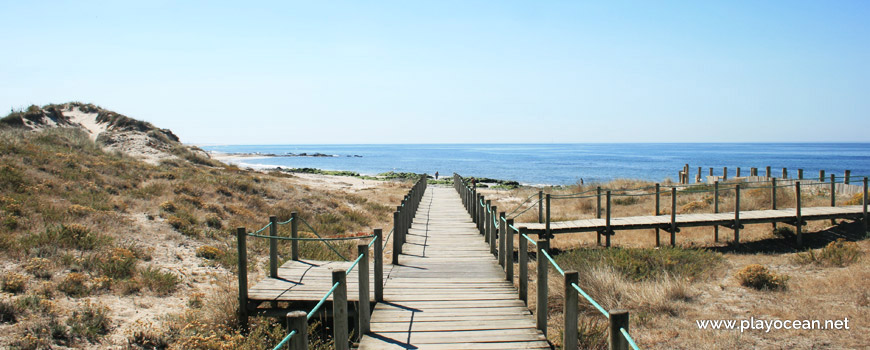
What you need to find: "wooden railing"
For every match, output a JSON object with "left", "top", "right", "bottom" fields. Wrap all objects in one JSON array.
[
  {"left": 235, "top": 174, "right": 427, "bottom": 350},
  {"left": 454, "top": 173, "right": 642, "bottom": 350}
]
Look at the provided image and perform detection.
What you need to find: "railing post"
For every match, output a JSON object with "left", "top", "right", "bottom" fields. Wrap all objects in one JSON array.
[
  {"left": 655, "top": 183, "right": 661, "bottom": 247},
  {"left": 782, "top": 167, "right": 788, "bottom": 179},
  {"left": 485, "top": 199, "right": 492, "bottom": 244},
  {"left": 545, "top": 194, "right": 551, "bottom": 249},
  {"left": 374, "top": 229, "right": 383, "bottom": 302},
  {"left": 536, "top": 239, "right": 549, "bottom": 336},
  {"left": 538, "top": 190, "right": 544, "bottom": 224},
  {"left": 397, "top": 206, "right": 405, "bottom": 247},
  {"left": 290, "top": 212, "right": 299, "bottom": 261},
  {"left": 563, "top": 271, "right": 579, "bottom": 350},
  {"left": 671, "top": 187, "right": 677, "bottom": 247},
  {"left": 518, "top": 227, "right": 529, "bottom": 305},
  {"left": 709, "top": 167, "right": 713, "bottom": 177},
  {"left": 596, "top": 187, "right": 602, "bottom": 246},
  {"left": 820, "top": 170, "right": 825, "bottom": 182},
  {"left": 863, "top": 177, "right": 868, "bottom": 233},
  {"left": 845, "top": 170, "right": 851, "bottom": 184},
  {"left": 714, "top": 181, "right": 719, "bottom": 242},
  {"left": 734, "top": 184, "right": 741, "bottom": 243},
  {"left": 795, "top": 182, "right": 803, "bottom": 247},
  {"left": 392, "top": 211, "right": 400, "bottom": 265},
  {"left": 236, "top": 227, "right": 249, "bottom": 332},
  {"left": 772, "top": 177, "right": 778, "bottom": 231},
  {"left": 609, "top": 310, "right": 630, "bottom": 350},
  {"left": 358, "top": 242, "right": 371, "bottom": 337},
  {"left": 269, "top": 216, "right": 278, "bottom": 278},
  {"left": 333, "top": 269, "right": 348, "bottom": 350},
  {"left": 498, "top": 211, "right": 505, "bottom": 266},
  {"left": 736, "top": 167, "right": 741, "bottom": 178},
  {"left": 506, "top": 218, "right": 514, "bottom": 282},
  {"left": 723, "top": 166, "right": 727, "bottom": 181},
  {"left": 831, "top": 174, "right": 837, "bottom": 225},
  {"left": 798, "top": 168, "right": 803, "bottom": 180},
  {"left": 605, "top": 190, "right": 612, "bottom": 248},
  {"left": 287, "top": 311, "right": 308, "bottom": 350},
  {"left": 766, "top": 166, "right": 771, "bottom": 178}
]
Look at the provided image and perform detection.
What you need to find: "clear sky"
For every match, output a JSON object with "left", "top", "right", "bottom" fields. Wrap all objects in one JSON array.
[{"left": 2, "top": 1, "right": 868, "bottom": 144}]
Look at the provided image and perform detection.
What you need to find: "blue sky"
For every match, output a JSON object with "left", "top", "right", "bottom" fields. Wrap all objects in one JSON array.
[{"left": 2, "top": 1, "right": 868, "bottom": 144}]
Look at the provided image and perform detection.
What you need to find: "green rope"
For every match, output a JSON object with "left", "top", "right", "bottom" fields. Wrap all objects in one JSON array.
[
  {"left": 521, "top": 233, "right": 537, "bottom": 246},
  {"left": 307, "top": 281, "right": 340, "bottom": 320},
  {"left": 540, "top": 250, "right": 565, "bottom": 276},
  {"left": 247, "top": 232, "right": 375, "bottom": 241},
  {"left": 298, "top": 217, "right": 350, "bottom": 261},
  {"left": 272, "top": 330, "right": 297, "bottom": 350},
  {"left": 383, "top": 228, "right": 394, "bottom": 250},
  {"left": 253, "top": 222, "right": 272, "bottom": 234},
  {"left": 509, "top": 201, "right": 539, "bottom": 220},
  {"left": 572, "top": 282, "right": 609, "bottom": 317},
  {"left": 620, "top": 328, "right": 642, "bottom": 350},
  {"left": 346, "top": 253, "right": 364, "bottom": 275},
  {"left": 506, "top": 192, "right": 540, "bottom": 216},
  {"left": 277, "top": 217, "right": 294, "bottom": 225},
  {"left": 367, "top": 236, "right": 377, "bottom": 248}
]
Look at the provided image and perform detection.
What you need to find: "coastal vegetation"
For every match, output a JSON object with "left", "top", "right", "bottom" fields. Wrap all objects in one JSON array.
[{"left": 0, "top": 117, "right": 411, "bottom": 348}]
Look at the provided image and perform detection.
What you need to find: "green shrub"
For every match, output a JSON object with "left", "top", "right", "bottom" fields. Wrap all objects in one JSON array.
[
  {"left": 2, "top": 272, "right": 28, "bottom": 294},
  {"left": 67, "top": 301, "right": 112, "bottom": 342},
  {"left": 98, "top": 248, "right": 138, "bottom": 279},
  {"left": 735, "top": 264, "right": 789, "bottom": 290},
  {"left": 195, "top": 245, "right": 224, "bottom": 260},
  {"left": 58, "top": 273, "right": 90, "bottom": 297},
  {"left": 139, "top": 266, "right": 179, "bottom": 296},
  {"left": 0, "top": 299, "right": 19, "bottom": 323},
  {"left": 556, "top": 247, "right": 722, "bottom": 282},
  {"left": 792, "top": 239, "right": 862, "bottom": 267}
]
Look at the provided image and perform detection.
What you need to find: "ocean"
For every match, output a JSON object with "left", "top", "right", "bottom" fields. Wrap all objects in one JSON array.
[{"left": 200, "top": 144, "right": 870, "bottom": 186}]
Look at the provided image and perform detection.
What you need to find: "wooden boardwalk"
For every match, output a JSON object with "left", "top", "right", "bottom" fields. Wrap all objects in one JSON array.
[
  {"left": 359, "top": 187, "right": 548, "bottom": 350},
  {"left": 248, "top": 259, "right": 381, "bottom": 304},
  {"left": 520, "top": 205, "right": 865, "bottom": 235}
]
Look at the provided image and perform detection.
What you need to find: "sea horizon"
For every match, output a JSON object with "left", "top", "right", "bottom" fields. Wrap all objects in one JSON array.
[{"left": 201, "top": 143, "right": 870, "bottom": 186}]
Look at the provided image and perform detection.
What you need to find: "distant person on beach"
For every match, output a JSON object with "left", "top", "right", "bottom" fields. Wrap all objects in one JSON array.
[{"left": 435, "top": 171, "right": 439, "bottom": 180}]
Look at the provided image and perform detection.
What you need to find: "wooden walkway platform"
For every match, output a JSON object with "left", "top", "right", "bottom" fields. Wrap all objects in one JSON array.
[
  {"left": 520, "top": 205, "right": 865, "bottom": 235},
  {"left": 359, "top": 187, "right": 548, "bottom": 350},
  {"left": 248, "top": 259, "right": 384, "bottom": 304}
]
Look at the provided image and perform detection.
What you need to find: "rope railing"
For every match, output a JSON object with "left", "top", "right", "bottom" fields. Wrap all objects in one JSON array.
[
  {"left": 454, "top": 173, "right": 645, "bottom": 350},
  {"left": 298, "top": 216, "right": 350, "bottom": 261}
]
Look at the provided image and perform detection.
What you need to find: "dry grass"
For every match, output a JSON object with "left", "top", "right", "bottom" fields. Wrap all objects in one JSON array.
[
  {"left": 0, "top": 127, "right": 411, "bottom": 348},
  {"left": 492, "top": 181, "right": 869, "bottom": 349}
]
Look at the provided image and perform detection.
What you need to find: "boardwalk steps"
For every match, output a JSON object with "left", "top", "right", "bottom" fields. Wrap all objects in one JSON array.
[{"left": 359, "top": 187, "right": 548, "bottom": 349}]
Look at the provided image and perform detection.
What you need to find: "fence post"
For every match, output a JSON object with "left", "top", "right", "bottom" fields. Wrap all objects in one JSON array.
[
  {"left": 290, "top": 212, "right": 299, "bottom": 261},
  {"left": 798, "top": 169, "right": 804, "bottom": 180},
  {"left": 772, "top": 177, "right": 778, "bottom": 231},
  {"left": 820, "top": 170, "right": 825, "bottom": 182},
  {"left": 596, "top": 187, "right": 602, "bottom": 246},
  {"left": 269, "top": 216, "right": 278, "bottom": 278},
  {"left": 605, "top": 191, "right": 612, "bottom": 248},
  {"left": 545, "top": 194, "right": 551, "bottom": 249},
  {"left": 782, "top": 168, "right": 788, "bottom": 179},
  {"left": 709, "top": 167, "right": 713, "bottom": 177},
  {"left": 538, "top": 190, "right": 544, "bottom": 224},
  {"left": 486, "top": 200, "right": 493, "bottom": 246},
  {"left": 498, "top": 210, "right": 505, "bottom": 266},
  {"left": 506, "top": 218, "right": 514, "bottom": 282},
  {"left": 766, "top": 166, "right": 771, "bottom": 178},
  {"left": 536, "top": 239, "right": 549, "bottom": 336},
  {"left": 518, "top": 227, "right": 529, "bottom": 305},
  {"left": 655, "top": 183, "right": 661, "bottom": 247},
  {"left": 734, "top": 185, "right": 741, "bottom": 243},
  {"left": 287, "top": 311, "right": 308, "bottom": 350},
  {"left": 333, "top": 269, "right": 348, "bottom": 350},
  {"left": 736, "top": 167, "right": 741, "bottom": 178},
  {"left": 358, "top": 243, "right": 371, "bottom": 337},
  {"left": 392, "top": 212, "right": 400, "bottom": 265},
  {"left": 697, "top": 166, "right": 702, "bottom": 183},
  {"left": 795, "top": 182, "right": 803, "bottom": 247},
  {"left": 609, "top": 310, "right": 630, "bottom": 350},
  {"left": 845, "top": 170, "right": 851, "bottom": 184},
  {"left": 671, "top": 187, "right": 677, "bottom": 247},
  {"left": 863, "top": 177, "right": 868, "bottom": 233},
  {"left": 723, "top": 166, "right": 727, "bottom": 181},
  {"left": 374, "top": 229, "right": 383, "bottom": 302},
  {"left": 563, "top": 271, "right": 579, "bottom": 350},
  {"left": 831, "top": 174, "right": 837, "bottom": 225},
  {"left": 236, "top": 227, "right": 249, "bottom": 332},
  {"left": 714, "top": 181, "right": 719, "bottom": 242}
]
